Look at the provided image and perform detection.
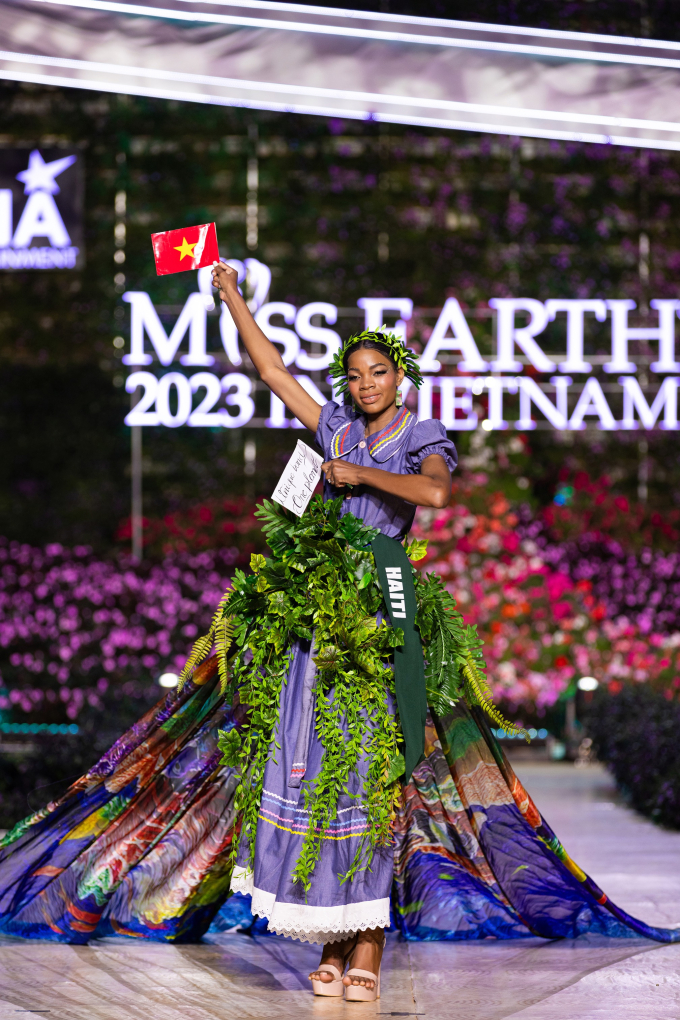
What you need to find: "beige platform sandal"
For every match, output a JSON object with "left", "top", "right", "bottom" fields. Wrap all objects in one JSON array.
[
  {"left": 310, "top": 964, "right": 345, "bottom": 997},
  {"left": 344, "top": 936, "right": 385, "bottom": 1002},
  {"left": 310, "top": 936, "right": 358, "bottom": 997},
  {"left": 344, "top": 966, "right": 381, "bottom": 1002}
]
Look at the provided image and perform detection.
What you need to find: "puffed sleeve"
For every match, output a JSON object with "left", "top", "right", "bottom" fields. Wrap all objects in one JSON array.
[
  {"left": 315, "top": 400, "right": 355, "bottom": 460},
  {"left": 404, "top": 419, "right": 458, "bottom": 475}
]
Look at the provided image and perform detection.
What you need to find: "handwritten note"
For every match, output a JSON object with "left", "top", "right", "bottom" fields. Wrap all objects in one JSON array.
[{"left": 272, "top": 440, "right": 323, "bottom": 517}]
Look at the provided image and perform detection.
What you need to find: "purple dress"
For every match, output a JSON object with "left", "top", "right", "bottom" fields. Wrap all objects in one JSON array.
[{"left": 230, "top": 402, "right": 457, "bottom": 943}]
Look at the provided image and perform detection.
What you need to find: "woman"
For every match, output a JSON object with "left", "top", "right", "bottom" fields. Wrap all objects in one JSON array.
[
  {"left": 0, "top": 265, "right": 677, "bottom": 997},
  {"left": 210, "top": 260, "right": 458, "bottom": 998}
]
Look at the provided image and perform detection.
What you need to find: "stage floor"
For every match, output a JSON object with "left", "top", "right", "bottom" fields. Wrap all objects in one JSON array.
[{"left": 1, "top": 761, "right": 679, "bottom": 1020}]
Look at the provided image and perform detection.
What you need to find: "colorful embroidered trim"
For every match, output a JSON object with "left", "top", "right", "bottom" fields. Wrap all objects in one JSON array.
[
  {"left": 261, "top": 790, "right": 363, "bottom": 815},
  {"left": 368, "top": 408, "right": 413, "bottom": 456},
  {"left": 258, "top": 790, "right": 369, "bottom": 840},
  {"left": 330, "top": 422, "right": 353, "bottom": 459},
  {"left": 258, "top": 812, "right": 370, "bottom": 840}
]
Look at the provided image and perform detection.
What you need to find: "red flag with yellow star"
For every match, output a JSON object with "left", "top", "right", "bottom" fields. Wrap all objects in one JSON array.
[{"left": 150, "top": 222, "right": 219, "bottom": 275}]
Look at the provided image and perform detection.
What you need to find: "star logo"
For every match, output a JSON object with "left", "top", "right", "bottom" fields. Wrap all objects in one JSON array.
[
  {"left": 16, "top": 150, "right": 77, "bottom": 195},
  {"left": 174, "top": 236, "right": 197, "bottom": 261}
]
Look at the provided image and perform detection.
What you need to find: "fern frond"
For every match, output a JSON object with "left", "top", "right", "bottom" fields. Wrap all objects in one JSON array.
[
  {"left": 215, "top": 614, "right": 236, "bottom": 695},
  {"left": 178, "top": 587, "right": 233, "bottom": 689},
  {"left": 211, "top": 586, "right": 233, "bottom": 630},
  {"left": 178, "top": 631, "right": 215, "bottom": 689},
  {"left": 425, "top": 684, "right": 459, "bottom": 717},
  {"left": 461, "top": 654, "right": 528, "bottom": 741}
]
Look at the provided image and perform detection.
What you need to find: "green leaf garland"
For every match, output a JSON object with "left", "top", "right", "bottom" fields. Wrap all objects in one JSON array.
[{"left": 181, "top": 494, "right": 523, "bottom": 892}]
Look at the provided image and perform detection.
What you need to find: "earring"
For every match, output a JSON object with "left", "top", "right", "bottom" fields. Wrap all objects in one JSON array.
[{"left": 395, "top": 390, "right": 403, "bottom": 407}]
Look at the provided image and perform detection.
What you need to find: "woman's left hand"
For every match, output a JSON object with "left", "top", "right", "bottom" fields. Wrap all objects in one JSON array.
[{"left": 321, "top": 459, "right": 364, "bottom": 489}]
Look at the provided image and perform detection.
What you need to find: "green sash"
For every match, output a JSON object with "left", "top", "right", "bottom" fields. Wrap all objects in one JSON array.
[{"left": 371, "top": 533, "right": 427, "bottom": 782}]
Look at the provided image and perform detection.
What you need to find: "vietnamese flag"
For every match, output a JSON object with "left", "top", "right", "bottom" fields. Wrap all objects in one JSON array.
[{"left": 151, "top": 222, "right": 220, "bottom": 275}]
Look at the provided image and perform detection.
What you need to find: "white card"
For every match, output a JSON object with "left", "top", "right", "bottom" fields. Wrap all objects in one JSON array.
[{"left": 272, "top": 440, "right": 323, "bottom": 517}]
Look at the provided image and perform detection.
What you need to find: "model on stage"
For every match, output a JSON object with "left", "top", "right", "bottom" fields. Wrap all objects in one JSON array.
[{"left": 0, "top": 264, "right": 677, "bottom": 999}]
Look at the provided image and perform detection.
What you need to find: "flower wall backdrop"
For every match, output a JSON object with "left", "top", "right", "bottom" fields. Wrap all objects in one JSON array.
[
  {"left": 0, "top": 504, "right": 259, "bottom": 726},
  {"left": 2, "top": 472, "right": 679, "bottom": 733},
  {"left": 411, "top": 473, "right": 680, "bottom": 716}
]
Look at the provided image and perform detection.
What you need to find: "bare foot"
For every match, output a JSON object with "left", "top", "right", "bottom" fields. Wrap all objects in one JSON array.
[
  {"left": 308, "top": 934, "right": 357, "bottom": 984},
  {"left": 342, "top": 927, "right": 384, "bottom": 990}
]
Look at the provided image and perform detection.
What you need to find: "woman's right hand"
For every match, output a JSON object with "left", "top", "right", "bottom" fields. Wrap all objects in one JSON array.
[
  {"left": 212, "top": 261, "right": 240, "bottom": 304},
  {"left": 210, "top": 259, "right": 323, "bottom": 433}
]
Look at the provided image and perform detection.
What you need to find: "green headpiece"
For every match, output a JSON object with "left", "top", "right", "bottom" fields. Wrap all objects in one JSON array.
[{"left": 328, "top": 326, "right": 423, "bottom": 396}]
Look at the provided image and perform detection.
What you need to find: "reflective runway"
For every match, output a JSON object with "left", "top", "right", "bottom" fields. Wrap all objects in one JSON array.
[{"left": 1, "top": 762, "right": 679, "bottom": 1020}]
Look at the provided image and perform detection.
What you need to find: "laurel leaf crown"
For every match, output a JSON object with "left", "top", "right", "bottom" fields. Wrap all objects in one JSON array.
[{"left": 328, "top": 326, "right": 423, "bottom": 396}]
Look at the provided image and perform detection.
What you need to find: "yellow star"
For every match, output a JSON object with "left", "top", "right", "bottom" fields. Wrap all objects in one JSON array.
[{"left": 174, "top": 236, "right": 197, "bottom": 260}]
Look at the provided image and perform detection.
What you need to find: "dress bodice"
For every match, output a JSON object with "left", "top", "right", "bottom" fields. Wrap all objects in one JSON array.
[{"left": 315, "top": 401, "right": 458, "bottom": 540}]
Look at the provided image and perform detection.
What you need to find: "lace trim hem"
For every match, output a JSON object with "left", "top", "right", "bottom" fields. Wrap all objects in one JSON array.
[
  {"left": 250, "top": 885, "right": 390, "bottom": 944},
  {"left": 267, "top": 926, "right": 365, "bottom": 944}
]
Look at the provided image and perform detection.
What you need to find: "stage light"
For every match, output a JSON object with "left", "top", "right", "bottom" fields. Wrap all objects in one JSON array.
[
  {"left": 159, "top": 672, "right": 179, "bottom": 688},
  {"left": 0, "top": 722, "right": 79, "bottom": 734},
  {"left": 577, "top": 676, "right": 599, "bottom": 691}
]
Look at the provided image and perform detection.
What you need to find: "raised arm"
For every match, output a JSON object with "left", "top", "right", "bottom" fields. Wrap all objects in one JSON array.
[{"left": 212, "top": 262, "right": 322, "bottom": 432}]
